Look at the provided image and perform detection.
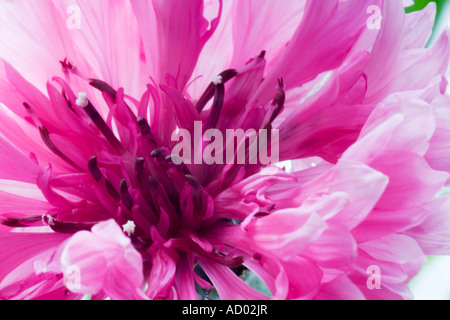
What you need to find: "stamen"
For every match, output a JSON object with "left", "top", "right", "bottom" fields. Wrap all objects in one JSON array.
[
  {"left": 258, "top": 50, "right": 266, "bottom": 60},
  {"left": 76, "top": 92, "right": 123, "bottom": 152},
  {"left": 60, "top": 58, "right": 76, "bottom": 71},
  {"left": 87, "top": 156, "right": 119, "bottom": 199},
  {"left": 89, "top": 79, "right": 117, "bottom": 102},
  {"left": 42, "top": 214, "right": 55, "bottom": 226},
  {"left": 2, "top": 215, "right": 46, "bottom": 227},
  {"left": 148, "top": 176, "right": 162, "bottom": 212},
  {"left": 267, "top": 78, "right": 286, "bottom": 125},
  {"left": 148, "top": 176, "right": 159, "bottom": 191},
  {"left": 205, "top": 83, "right": 225, "bottom": 130},
  {"left": 23, "top": 102, "right": 43, "bottom": 127},
  {"left": 61, "top": 90, "right": 76, "bottom": 114},
  {"left": 87, "top": 156, "right": 102, "bottom": 182},
  {"left": 185, "top": 174, "right": 202, "bottom": 210},
  {"left": 165, "top": 155, "right": 191, "bottom": 175},
  {"left": 42, "top": 215, "right": 94, "bottom": 233},
  {"left": 151, "top": 148, "right": 167, "bottom": 163},
  {"left": 122, "top": 220, "right": 136, "bottom": 236},
  {"left": 253, "top": 253, "right": 262, "bottom": 261},
  {"left": 134, "top": 157, "right": 145, "bottom": 176},
  {"left": 137, "top": 117, "right": 151, "bottom": 135},
  {"left": 196, "top": 69, "right": 238, "bottom": 113},
  {"left": 137, "top": 117, "right": 159, "bottom": 147},
  {"left": 120, "top": 179, "right": 134, "bottom": 211},
  {"left": 39, "top": 126, "right": 84, "bottom": 171}
]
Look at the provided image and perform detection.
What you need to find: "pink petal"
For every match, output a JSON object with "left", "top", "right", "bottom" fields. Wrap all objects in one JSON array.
[
  {"left": 0, "top": 135, "right": 40, "bottom": 183},
  {"left": 60, "top": 219, "right": 145, "bottom": 299},
  {"left": 142, "top": 0, "right": 221, "bottom": 91},
  {"left": 229, "top": 0, "right": 305, "bottom": 68},
  {"left": 174, "top": 254, "right": 198, "bottom": 300},
  {"left": 252, "top": 0, "right": 371, "bottom": 105},
  {"left": 406, "top": 197, "right": 450, "bottom": 255},
  {"left": 315, "top": 276, "right": 365, "bottom": 300},
  {"left": 352, "top": 207, "right": 429, "bottom": 243},
  {"left": 277, "top": 51, "right": 371, "bottom": 162},
  {"left": 298, "top": 160, "right": 388, "bottom": 229},
  {"left": 367, "top": 151, "right": 446, "bottom": 210},
  {"left": 359, "top": 234, "right": 426, "bottom": 267},
  {"left": 0, "top": 231, "right": 69, "bottom": 297}
]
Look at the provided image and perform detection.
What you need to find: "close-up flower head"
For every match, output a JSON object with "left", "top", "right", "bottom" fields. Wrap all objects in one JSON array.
[{"left": 0, "top": 0, "right": 450, "bottom": 301}]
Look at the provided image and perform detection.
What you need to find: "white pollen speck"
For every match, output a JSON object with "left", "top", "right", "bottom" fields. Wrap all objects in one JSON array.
[
  {"left": 212, "top": 75, "right": 223, "bottom": 85},
  {"left": 75, "top": 92, "right": 89, "bottom": 108},
  {"left": 42, "top": 214, "right": 55, "bottom": 226},
  {"left": 122, "top": 220, "right": 136, "bottom": 236}
]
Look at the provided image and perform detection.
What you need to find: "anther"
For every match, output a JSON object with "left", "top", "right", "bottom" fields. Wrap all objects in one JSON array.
[
  {"left": 165, "top": 155, "right": 191, "bottom": 175},
  {"left": 87, "top": 156, "right": 120, "bottom": 199},
  {"left": 137, "top": 117, "right": 151, "bottom": 135},
  {"left": 89, "top": 79, "right": 117, "bottom": 102},
  {"left": 258, "top": 50, "right": 266, "bottom": 60},
  {"left": 151, "top": 148, "right": 166, "bottom": 162},
  {"left": 39, "top": 126, "right": 84, "bottom": 171},
  {"left": 134, "top": 157, "right": 145, "bottom": 175},
  {"left": 253, "top": 253, "right": 262, "bottom": 261},
  {"left": 42, "top": 215, "right": 94, "bottom": 233},
  {"left": 119, "top": 179, "right": 134, "bottom": 211},
  {"left": 42, "top": 214, "right": 55, "bottom": 226},
  {"left": 205, "top": 83, "right": 225, "bottom": 130},
  {"left": 60, "top": 58, "right": 76, "bottom": 71},
  {"left": 88, "top": 156, "right": 102, "bottom": 182},
  {"left": 267, "top": 78, "right": 286, "bottom": 125},
  {"left": 1, "top": 215, "right": 44, "bottom": 227},
  {"left": 76, "top": 92, "right": 123, "bottom": 151},
  {"left": 196, "top": 69, "right": 238, "bottom": 113},
  {"left": 89, "top": 80, "right": 137, "bottom": 122},
  {"left": 185, "top": 174, "right": 202, "bottom": 209},
  {"left": 148, "top": 176, "right": 162, "bottom": 205}
]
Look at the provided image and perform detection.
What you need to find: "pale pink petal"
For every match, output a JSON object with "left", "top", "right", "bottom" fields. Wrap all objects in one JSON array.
[
  {"left": 315, "top": 276, "right": 365, "bottom": 300},
  {"left": 229, "top": 0, "right": 305, "bottom": 68},
  {"left": 143, "top": 0, "right": 220, "bottom": 91},
  {"left": 252, "top": 0, "right": 374, "bottom": 105},
  {"left": 368, "top": 151, "right": 446, "bottom": 210},
  {"left": 60, "top": 220, "right": 145, "bottom": 299},
  {"left": 406, "top": 197, "right": 450, "bottom": 255},
  {"left": 0, "top": 135, "right": 40, "bottom": 183},
  {"left": 352, "top": 207, "right": 429, "bottom": 243},
  {"left": 0, "top": 232, "right": 69, "bottom": 299}
]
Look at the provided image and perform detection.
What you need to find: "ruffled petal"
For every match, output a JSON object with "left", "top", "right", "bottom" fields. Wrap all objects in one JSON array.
[{"left": 60, "top": 219, "right": 146, "bottom": 299}]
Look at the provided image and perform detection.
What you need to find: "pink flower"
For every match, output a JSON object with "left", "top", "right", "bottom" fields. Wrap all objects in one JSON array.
[{"left": 0, "top": 0, "right": 449, "bottom": 300}]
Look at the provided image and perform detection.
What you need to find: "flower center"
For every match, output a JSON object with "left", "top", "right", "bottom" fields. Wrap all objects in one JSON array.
[{"left": 1, "top": 58, "right": 284, "bottom": 273}]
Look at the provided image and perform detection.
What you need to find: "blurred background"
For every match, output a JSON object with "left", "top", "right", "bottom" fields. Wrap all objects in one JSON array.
[{"left": 406, "top": 0, "right": 450, "bottom": 299}]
